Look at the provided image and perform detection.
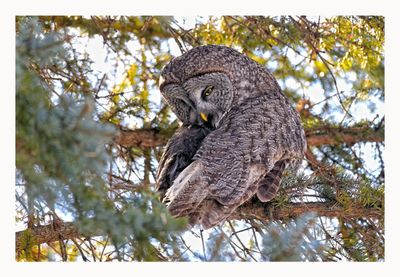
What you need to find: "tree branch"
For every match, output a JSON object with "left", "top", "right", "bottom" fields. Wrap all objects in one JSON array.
[
  {"left": 16, "top": 201, "right": 381, "bottom": 254},
  {"left": 305, "top": 126, "right": 383, "bottom": 147},
  {"left": 114, "top": 125, "right": 383, "bottom": 148},
  {"left": 229, "top": 201, "right": 382, "bottom": 222},
  {"left": 114, "top": 127, "right": 174, "bottom": 148},
  {"left": 16, "top": 222, "right": 98, "bottom": 255}
]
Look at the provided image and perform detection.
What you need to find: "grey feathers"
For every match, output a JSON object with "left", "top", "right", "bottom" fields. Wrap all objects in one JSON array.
[
  {"left": 155, "top": 125, "right": 210, "bottom": 200},
  {"left": 156, "top": 45, "right": 306, "bottom": 229}
]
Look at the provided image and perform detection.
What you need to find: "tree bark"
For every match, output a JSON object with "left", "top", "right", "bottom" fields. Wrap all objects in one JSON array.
[
  {"left": 114, "top": 125, "right": 383, "bottom": 149},
  {"left": 305, "top": 126, "right": 383, "bottom": 147},
  {"left": 114, "top": 128, "right": 172, "bottom": 148},
  {"left": 15, "top": 202, "right": 382, "bottom": 254},
  {"left": 229, "top": 201, "right": 382, "bottom": 222},
  {"left": 15, "top": 221, "right": 102, "bottom": 255}
]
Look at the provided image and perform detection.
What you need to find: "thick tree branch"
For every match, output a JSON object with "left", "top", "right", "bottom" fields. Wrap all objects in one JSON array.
[
  {"left": 15, "top": 222, "right": 101, "bottom": 255},
  {"left": 15, "top": 222, "right": 71, "bottom": 253},
  {"left": 114, "top": 128, "right": 174, "bottom": 148},
  {"left": 229, "top": 201, "right": 382, "bottom": 222},
  {"left": 16, "top": 202, "right": 382, "bottom": 253},
  {"left": 114, "top": 125, "right": 384, "bottom": 148},
  {"left": 305, "top": 126, "right": 384, "bottom": 147}
]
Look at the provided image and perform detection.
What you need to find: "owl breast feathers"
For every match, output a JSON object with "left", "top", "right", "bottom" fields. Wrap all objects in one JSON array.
[{"left": 156, "top": 45, "right": 306, "bottom": 229}]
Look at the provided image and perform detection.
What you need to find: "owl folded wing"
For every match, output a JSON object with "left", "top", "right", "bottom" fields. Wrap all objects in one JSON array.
[{"left": 164, "top": 95, "right": 305, "bottom": 229}]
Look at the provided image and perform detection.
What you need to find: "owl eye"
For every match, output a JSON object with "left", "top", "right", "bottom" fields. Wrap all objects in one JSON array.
[{"left": 202, "top": 86, "right": 214, "bottom": 99}]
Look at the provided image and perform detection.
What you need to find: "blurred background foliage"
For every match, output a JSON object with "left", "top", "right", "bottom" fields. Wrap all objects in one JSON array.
[{"left": 15, "top": 16, "right": 384, "bottom": 261}]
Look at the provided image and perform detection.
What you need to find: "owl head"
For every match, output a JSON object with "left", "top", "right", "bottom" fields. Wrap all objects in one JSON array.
[{"left": 159, "top": 44, "right": 281, "bottom": 128}]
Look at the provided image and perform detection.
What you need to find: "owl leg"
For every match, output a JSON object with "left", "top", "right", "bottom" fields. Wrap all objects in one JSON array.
[{"left": 256, "top": 160, "right": 287, "bottom": 202}]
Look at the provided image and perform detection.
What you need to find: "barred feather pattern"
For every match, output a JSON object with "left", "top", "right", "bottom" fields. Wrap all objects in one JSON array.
[
  {"left": 257, "top": 160, "right": 288, "bottom": 202},
  {"left": 157, "top": 45, "right": 307, "bottom": 229}
]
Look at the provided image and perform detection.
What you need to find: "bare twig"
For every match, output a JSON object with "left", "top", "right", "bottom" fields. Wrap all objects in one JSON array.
[
  {"left": 228, "top": 221, "right": 257, "bottom": 261},
  {"left": 199, "top": 229, "right": 207, "bottom": 261},
  {"left": 289, "top": 16, "right": 353, "bottom": 119}
]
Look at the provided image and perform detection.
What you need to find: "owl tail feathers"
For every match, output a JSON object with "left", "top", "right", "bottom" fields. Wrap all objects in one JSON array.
[
  {"left": 163, "top": 161, "right": 208, "bottom": 218},
  {"left": 256, "top": 159, "right": 287, "bottom": 202},
  {"left": 164, "top": 182, "right": 208, "bottom": 218},
  {"left": 198, "top": 200, "right": 233, "bottom": 230},
  {"left": 167, "top": 195, "right": 233, "bottom": 230}
]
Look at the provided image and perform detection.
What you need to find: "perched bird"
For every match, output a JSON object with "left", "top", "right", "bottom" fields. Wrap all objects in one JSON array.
[{"left": 156, "top": 45, "right": 306, "bottom": 229}]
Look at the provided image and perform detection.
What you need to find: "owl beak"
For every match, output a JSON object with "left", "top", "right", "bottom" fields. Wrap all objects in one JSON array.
[{"left": 200, "top": 112, "right": 208, "bottom": 122}]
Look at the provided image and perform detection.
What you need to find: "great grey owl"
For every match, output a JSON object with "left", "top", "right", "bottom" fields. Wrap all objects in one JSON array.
[{"left": 155, "top": 45, "right": 306, "bottom": 229}]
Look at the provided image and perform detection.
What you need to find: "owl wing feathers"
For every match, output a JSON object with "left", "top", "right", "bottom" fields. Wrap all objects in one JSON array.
[
  {"left": 163, "top": 160, "right": 209, "bottom": 216},
  {"left": 162, "top": 94, "right": 304, "bottom": 228},
  {"left": 199, "top": 94, "right": 293, "bottom": 202}
]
